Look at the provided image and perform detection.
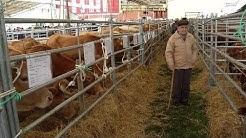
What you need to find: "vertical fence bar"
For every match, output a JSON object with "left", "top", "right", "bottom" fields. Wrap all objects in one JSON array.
[
  {"left": 226, "top": 18, "right": 229, "bottom": 47},
  {"left": 109, "top": 17, "right": 116, "bottom": 84},
  {"left": 140, "top": 19, "right": 145, "bottom": 65},
  {"left": 209, "top": 14, "right": 216, "bottom": 86},
  {"left": 126, "top": 38, "right": 131, "bottom": 72},
  {"left": 0, "top": 2, "right": 20, "bottom": 138},
  {"left": 214, "top": 17, "right": 218, "bottom": 78},
  {"left": 126, "top": 23, "right": 131, "bottom": 72},
  {"left": 202, "top": 18, "right": 205, "bottom": 59},
  {"left": 76, "top": 23, "right": 85, "bottom": 112},
  {"left": 204, "top": 20, "right": 209, "bottom": 64},
  {"left": 195, "top": 19, "right": 199, "bottom": 41}
]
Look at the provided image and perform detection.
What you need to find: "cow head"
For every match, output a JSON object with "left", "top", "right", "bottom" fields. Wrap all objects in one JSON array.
[
  {"left": 10, "top": 45, "right": 54, "bottom": 111},
  {"left": 12, "top": 61, "right": 54, "bottom": 111}
]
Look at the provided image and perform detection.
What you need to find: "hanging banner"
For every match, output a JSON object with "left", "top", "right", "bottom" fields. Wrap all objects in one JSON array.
[
  {"left": 104, "top": 37, "right": 112, "bottom": 55},
  {"left": 83, "top": 42, "right": 95, "bottom": 65},
  {"left": 123, "top": 35, "right": 129, "bottom": 48},
  {"left": 27, "top": 54, "right": 52, "bottom": 88}
]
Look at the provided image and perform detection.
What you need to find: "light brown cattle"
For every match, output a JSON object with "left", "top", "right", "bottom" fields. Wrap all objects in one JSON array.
[
  {"left": 47, "top": 33, "right": 106, "bottom": 80},
  {"left": 9, "top": 38, "right": 40, "bottom": 53},
  {"left": 113, "top": 25, "right": 139, "bottom": 34},
  {"left": 46, "top": 33, "right": 103, "bottom": 60},
  {"left": 9, "top": 46, "right": 54, "bottom": 111}
]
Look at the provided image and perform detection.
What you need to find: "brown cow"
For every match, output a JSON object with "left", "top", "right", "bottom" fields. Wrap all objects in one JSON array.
[
  {"left": 17, "top": 44, "right": 105, "bottom": 95},
  {"left": 113, "top": 25, "right": 139, "bottom": 34},
  {"left": 8, "top": 47, "right": 53, "bottom": 111},
  {"left": 9, "top": 44, "right": 104, "bottom": 111},
  {"left": 46, "top": 33, "right": 106, "bottom": 81},
  {"left": 9, "top": 38, "right": 40, "bottom": 53},
  {"left": 46, "top": 33, "right": 103, "bottom": 60}
]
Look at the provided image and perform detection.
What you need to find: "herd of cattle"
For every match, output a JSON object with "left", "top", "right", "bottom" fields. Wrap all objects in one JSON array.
[{"left": 6, "top": 23, "right": 160, "bottom": 121}]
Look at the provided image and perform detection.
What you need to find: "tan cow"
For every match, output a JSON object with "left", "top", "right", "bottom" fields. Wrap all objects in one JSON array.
[
  {"left": 46, "top": 33, "right": 103, "bottom": 60},
  {"left": 9, "top": 47, "right": 53, "bottom": 111},
  {"left": 9, "top": 38, "right": 40, "bottom": 53}
]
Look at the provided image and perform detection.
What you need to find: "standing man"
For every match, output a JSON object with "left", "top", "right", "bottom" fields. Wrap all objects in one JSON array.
[{"left": 165, "top": 18, "right": 198, "bottom": 105}]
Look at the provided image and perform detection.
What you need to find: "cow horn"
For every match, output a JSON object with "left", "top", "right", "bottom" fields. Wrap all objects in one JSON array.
[
  {"left": 58, "top": 79, "right": 75, "bottom": 96},
  {"left": 12, "top": 61, "right": 24, "bottom": 83}
]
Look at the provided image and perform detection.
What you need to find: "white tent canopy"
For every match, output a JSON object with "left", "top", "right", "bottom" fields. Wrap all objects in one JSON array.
[{"left": 2, "top": 0, "right": 44, "bottom": 16}]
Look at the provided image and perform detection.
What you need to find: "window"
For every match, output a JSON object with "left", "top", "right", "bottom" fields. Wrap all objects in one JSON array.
[
  {"left": 56, "top": 4, "right": 60, "bottom": 8},
  {"left": 76, "top": 0, "right": 80, "bottom": 3},
  {"left": 85, "top": 8, "right": 89, "bottom": 13},
  {"left": 76, "top": 7, "right": 81, "bottom": 14},
  {"left": 93, "top": 0, "right": 96, "bottom": 6},
  {"left": 85, "top": 0, "right": 89, "bottom": 5}
]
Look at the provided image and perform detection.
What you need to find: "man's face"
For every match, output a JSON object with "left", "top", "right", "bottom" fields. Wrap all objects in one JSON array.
[{"left": 177, "top": 25, "right": 188, "bottom": 35}]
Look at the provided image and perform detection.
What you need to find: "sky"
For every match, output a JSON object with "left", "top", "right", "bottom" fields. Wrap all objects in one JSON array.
[{"left": 167, "top": 0, "right": 246, "bottom": 19}]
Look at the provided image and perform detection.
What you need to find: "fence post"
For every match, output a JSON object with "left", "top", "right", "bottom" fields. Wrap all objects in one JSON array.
[
  {"left": 76, "top": 23, "right": 85, "bottom": 112},
  {"left": 214, "top": 14, "right": 218, "bottom": 79},
  {"left": 202, "top": 17, "right": 205, "bottom": 60},
  {"left": 0, "top": 2, "right": 20, "bottom": 138},
  {"left": 195, "top": 18, "right": 199, "bottom": 40},
  {"left": 202, "top": 16, "right": 205, "bottom": 54},
  {"left": 140, "top": 19, "right": 145, "bottom": 65},
  {"left": 225, "top": 18, "right": 229, "bottom": 47},
  {"left": 109, "top": 17, "right": 116, "bottom": 84},
  {"left": 209, "top": 13, "right": 216, "bottom": 86}
]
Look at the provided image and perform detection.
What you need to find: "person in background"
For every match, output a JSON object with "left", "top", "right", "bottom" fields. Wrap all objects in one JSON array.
[
  {"left": 171, "top": 18, "right": 179, "bottom": 34},
  {"left": 165, "top": 18, "right": 198, "bottom": 106}
]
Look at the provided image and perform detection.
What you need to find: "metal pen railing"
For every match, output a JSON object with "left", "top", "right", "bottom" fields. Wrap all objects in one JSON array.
[
  {"left": 194, "top": 12, "right": 246, "bottom": 137},
  {"left": 0, "top": 6, "right": 167, "bottom": 137}
]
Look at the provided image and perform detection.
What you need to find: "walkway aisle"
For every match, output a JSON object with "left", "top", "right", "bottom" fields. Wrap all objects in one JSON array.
[{"left": 144, "top": 49, "right": 209, "bottom": 138}]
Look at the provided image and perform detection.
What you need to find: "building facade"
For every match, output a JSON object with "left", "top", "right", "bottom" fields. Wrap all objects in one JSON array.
[{"left": 54, "top": 0, "right": 119, "bottom": 20}]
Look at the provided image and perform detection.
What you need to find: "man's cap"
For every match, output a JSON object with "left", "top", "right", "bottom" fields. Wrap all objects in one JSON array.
[{"left": 177, "top": 18, "right": 189, "bottom": 26}]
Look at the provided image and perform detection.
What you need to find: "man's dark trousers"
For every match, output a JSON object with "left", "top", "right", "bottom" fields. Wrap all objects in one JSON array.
[{"left": 172, "top": 68, "right": 192, "bottom": 104}]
